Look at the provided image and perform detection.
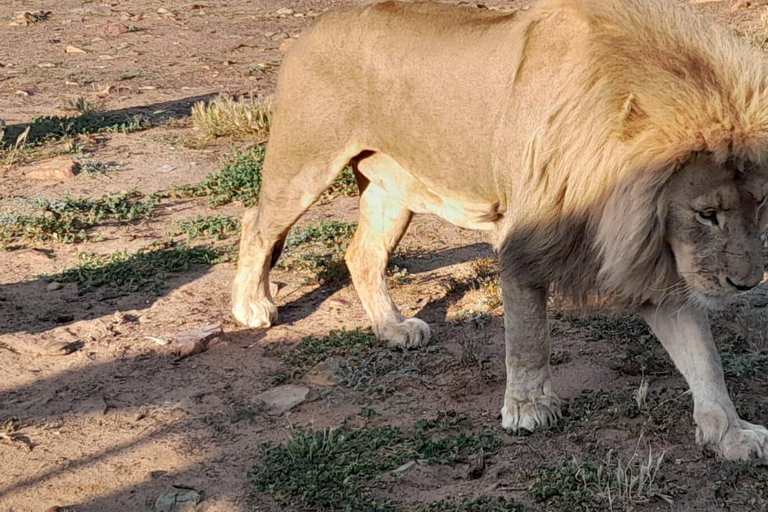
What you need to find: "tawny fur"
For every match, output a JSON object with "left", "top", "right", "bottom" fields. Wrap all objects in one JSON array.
[{"left": 232, "top": 0, "right": 768, "bottom": 461}]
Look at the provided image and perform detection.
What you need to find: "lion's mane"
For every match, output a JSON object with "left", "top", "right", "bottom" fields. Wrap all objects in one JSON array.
[{"left": 499, "top": 0, "right": 768, "bottom": 308}]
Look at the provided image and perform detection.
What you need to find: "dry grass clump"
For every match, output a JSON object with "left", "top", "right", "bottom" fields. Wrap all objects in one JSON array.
[{"left": 191, "top": 94, "right": 272, "bottom": 139}]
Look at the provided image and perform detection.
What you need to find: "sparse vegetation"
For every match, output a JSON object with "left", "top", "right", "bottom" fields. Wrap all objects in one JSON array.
[
  {"left": 191, "top": 94, "right": 272, "bottom": 139},
  {"left": 417, "top": 497, "right": 524, "bottom": 512},
  {"left": 173, "top": 215, "right": 241, "bottom": 240},
  {"left": 250, "top": 421, "right": 502, "bottom": 511},
  {"left": 565, "top": 314, "right": 672, "bottom": 375},
  {"left": 77, "top": 158, "right": 125, "bottom": 176},
  {"left": 17, "top": 112, "right": 151, "bottom": 146},
  {"left": 529, "top": 450, "right": 676, "bottom": 510},
  {"left": 286, "top": 220, "right": 357, "bottom": 248},
  {"left": 563, "top": 387, "right": 692, "bottom": 435},
  {"left": 175, "top": 146, "right": 264, "bottom": 206},
  {"left": 49, "top": 241, "right": 231, "bottom": 294},
  {"left": 328, "top": 166, "right": 359, "bottom": 196},
  {"left": 263, "top": 328, "right": 383, "bottom": 370},
  {"left": 67, "top": 97, "right": 96, "bottom": 113},
  {"left": 277, "top": 220, "right": 357, "bottom": 284},
  {"left": 0, "top": 191, "right": 155, "bottom": 245}
]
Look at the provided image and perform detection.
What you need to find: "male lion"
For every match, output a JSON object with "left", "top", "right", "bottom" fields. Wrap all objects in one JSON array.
[{"left": 232, "top": 0, "right": 768, "bottom": 461}]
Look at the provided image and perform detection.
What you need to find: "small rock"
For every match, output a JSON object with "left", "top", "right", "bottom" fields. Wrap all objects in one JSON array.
[
  {"left": 154, "top": 488, "right": 202, "bottom": 512},
  {"left": 145, "top": 336, "right": 170, "bottom": 346},
  {"left": 279, "top": 38, "right": 294, "bottom": 51},
  {"left": 255, "top": 384, "right": 311, "bottom": 412},
  {"left": 173, "top": 323, "right": 222, "bottom": 359},
  {"left": 157, "top": 7, "right": 176, "bottom": 17},
  {"left": 46, "top": 282, "right": 63, "bottom": 292},
  {"left": 270, "top": 32, "right": 289, "bottom": 41},
  {"left": 65, "top": 45, "right": 87, "bottom": 54},
  {"left": 149, "top": 470, "right": 168, "bottom": 479},
  {"left": 304, "top": 355, "right": 345, "bottom": 387},
  {"left": 105, "top": 22, "right": 130, "bottom": 35},
  {"left": 275, "top": 7, "right": 294, "bottom": 15},
  {"left": 25, "top": 158, "right": 79, "bottom": 180}
]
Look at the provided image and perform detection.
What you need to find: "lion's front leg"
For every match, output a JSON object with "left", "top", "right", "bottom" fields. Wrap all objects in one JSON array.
[
  {"left": 500, "top": 275, "right": 561, "bottom": 432},
  {"left": 641, "top": 303, "right": 768, "bottom": 462}
]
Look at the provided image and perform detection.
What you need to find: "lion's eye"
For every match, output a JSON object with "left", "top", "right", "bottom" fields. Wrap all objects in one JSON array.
[{"left": 697, "top": 209, "right": 719, "bottom": 226}]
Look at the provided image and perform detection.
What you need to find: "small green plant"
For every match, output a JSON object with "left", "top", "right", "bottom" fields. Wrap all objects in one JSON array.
[
  {"left": 250, "top": 422, "right": 502, "bottom": 511},
  {"left": 286, "top": 220, "right": 357, "bottom": 248},
  {"left": 173, "top": 215, "right": 241, "bottom": 240},
  {"left": 49, "top": 242, "right": 231, "bottom": 294},
  {"left": 529, "top": 450, "right": 675, "bottom": 510},
  {"left": 328, "top": 166, "right": 359, "bottom": 196},
  {"left": 67, "top": 97, "right": 95, "bottom": 113},
  {"left": 263, "top": 328, "right": 383, "bottom": 370},
  {"left": 191, "top": 94, "right": 272, "bottom": 139},
  {"left": 339, "top": 347, "right": 420, "bottom": 393},
  {"left": 0, "top": 191, "right": 155, "bottom": 245},
  {"left": 175, "top": 146, "right": 264, "bottom": 206}
]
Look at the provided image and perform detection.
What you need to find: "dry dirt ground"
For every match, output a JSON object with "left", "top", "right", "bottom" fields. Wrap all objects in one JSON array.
[{"left": 4, "top": 1, "right": 768, "bottom": 511}]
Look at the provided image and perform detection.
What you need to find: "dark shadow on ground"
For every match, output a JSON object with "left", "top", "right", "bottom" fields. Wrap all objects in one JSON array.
[
  {"left": 278, "top": 242, "right": 494, "bottom": 325},
  {"left": 0, "top": 259, "right": 219, "bottom": 337},
  {"left": 1, "top": 93, "right": 217, "bottom": 146}
]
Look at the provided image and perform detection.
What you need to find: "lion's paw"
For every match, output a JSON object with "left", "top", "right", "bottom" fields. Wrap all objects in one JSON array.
[
  {"left": 501, "top": 393, "right": 561, "bottom": 432},
  {"left": 232, "top": 297, "right": 278, "bottom": 329},
  {"left": 700, "top": 419, "right": 768, "bottom": 463},
  {"left": 377, "top": 318, "right": 431, "bottom": 349}
]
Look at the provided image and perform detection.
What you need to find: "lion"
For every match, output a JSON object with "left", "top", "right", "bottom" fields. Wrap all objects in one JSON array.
[{"left": 232, "top": 0, "right": 768, "bottom": 461}]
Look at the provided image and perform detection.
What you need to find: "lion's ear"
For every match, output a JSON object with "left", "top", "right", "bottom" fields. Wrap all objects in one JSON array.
[{"left": 619, "top": 94, "right": 648, "bottom": 142}]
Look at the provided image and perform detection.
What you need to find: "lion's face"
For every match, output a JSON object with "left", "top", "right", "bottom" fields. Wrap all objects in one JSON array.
[{"left": 665, "top": 154, "right": 768, "bottom": 307}]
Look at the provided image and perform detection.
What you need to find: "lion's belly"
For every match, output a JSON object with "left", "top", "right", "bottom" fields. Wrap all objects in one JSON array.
[{"left": 356, "top": 152, "right": 501, "bottom": 231}]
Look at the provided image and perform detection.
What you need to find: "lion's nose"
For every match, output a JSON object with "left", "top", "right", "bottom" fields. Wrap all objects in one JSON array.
[{"left": 726, "top": 277, "right": 759, "bottom": 292}]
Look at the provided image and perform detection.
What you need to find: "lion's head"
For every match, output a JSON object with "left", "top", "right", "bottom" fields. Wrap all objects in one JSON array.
[{"left": 663, "top": 154, "right": 768, "bottom": 307}]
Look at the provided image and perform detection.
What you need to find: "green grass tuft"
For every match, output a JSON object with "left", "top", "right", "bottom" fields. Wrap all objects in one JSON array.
[
  {"left": 529, "top": 450, "right": 676, "bottom": 510},
  {"left": 175, "top": 146, "right": 264, "bottom": 206},
  {"left": 49, "top": 242, "right": 232, "bottom": 295},
  {"left": 173, "top": 215, "right": 241, "bottom": 240},
  {"left": 250, "top": 421, "right": 502, "bottom": 511},
  {"left": 286, "top": 220, "right": 357, "bottom": 248},
  {"left": 263, "top": 328, "right": 383, "bottom": 370},
  {"left": 0, "top": 191, "right": 155, "bottom": 245}
]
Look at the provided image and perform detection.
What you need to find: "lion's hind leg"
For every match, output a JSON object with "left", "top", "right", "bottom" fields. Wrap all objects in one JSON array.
[
  {"left": 232, "top": 147, "right": 354, "bottom": 329},
  {"left": 345, "top": 163, "right": 430, "bottom": 348}
]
